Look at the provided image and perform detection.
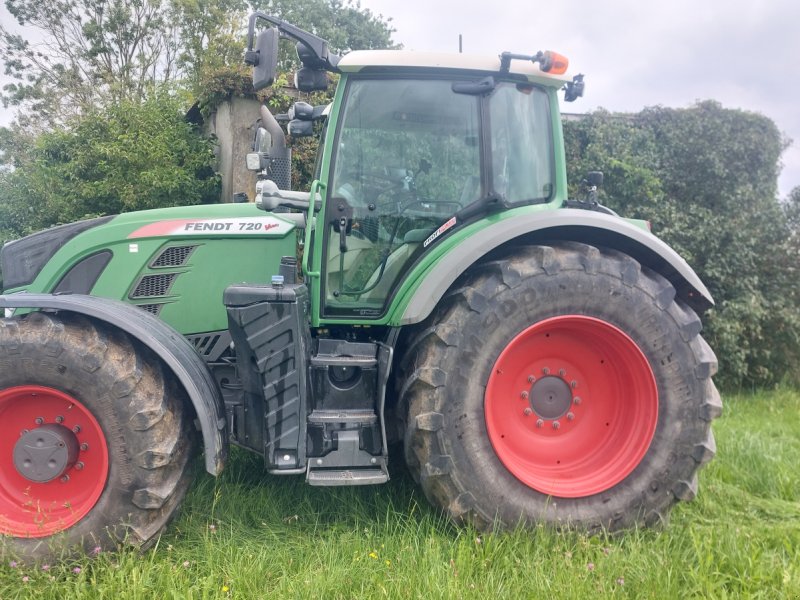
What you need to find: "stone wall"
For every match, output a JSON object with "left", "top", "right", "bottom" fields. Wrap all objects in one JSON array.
[{"left": 205, "top": 97, "right": 261, "bottom": 203}]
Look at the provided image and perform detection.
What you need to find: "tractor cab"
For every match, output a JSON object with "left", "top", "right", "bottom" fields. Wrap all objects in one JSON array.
[{"left": 322, "top": 74, "right": 555, "bottom": 318}]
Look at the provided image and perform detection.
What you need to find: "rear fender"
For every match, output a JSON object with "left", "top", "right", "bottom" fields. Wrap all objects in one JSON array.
[
  {"left": 0, "top": 293, "right": 226, "bottom": 475},
  {"left": 397, "top": 209, "right": 713, "bottom": 325}
]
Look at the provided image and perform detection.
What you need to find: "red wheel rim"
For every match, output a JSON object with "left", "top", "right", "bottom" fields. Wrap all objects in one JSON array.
[
  {"left": 485, "top": 316, "right": 658, "bottom": 498},
  {"left": 0, "top": 386, "right": 109, "bottom": 537}
]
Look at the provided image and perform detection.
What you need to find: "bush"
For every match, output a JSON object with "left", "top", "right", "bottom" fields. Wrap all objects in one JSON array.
[
  {"left": 0, "top": 91, "right": 220, "bottom": 238},
  {"left": 564, "top": 102, "right": 799, "bottom": 388}
]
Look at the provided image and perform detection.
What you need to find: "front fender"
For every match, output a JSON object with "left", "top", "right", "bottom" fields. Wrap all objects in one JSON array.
[
  {"left": 0, "top": 293, "right": 226, "bottom": 475},
  {"left": 396, "top": 209, "right": 713, "bottom": 326}
]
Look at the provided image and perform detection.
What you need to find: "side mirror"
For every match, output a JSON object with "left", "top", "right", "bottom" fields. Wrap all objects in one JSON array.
[
  {"left": 246, "top": 27, "right": 279, "bottom": 91},
  {"left": 585, "top": 171, "right": 604, "bottom": 188},
  {"left": 564, "top": 74, "right": 585, "bottom": 103},
  {"left": 584, "top": 171, "right": 603, "bottom": 205},
  {"left": 288, "top": 120, "right": 314, "bottom": 137},
  {"left": 288, "top": 102, "right": 314, "bottom": 121},
  {"left": 294, "top": 67, "right": 329, "bottom": 92}
]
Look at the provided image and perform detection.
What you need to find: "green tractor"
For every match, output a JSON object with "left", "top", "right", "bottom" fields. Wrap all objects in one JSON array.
[{"left": 0, "top": 14, "right": 720, "bottom": 559}]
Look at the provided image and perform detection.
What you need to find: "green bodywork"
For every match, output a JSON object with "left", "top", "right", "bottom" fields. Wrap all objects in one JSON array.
[{"left": 6, "top": 203, "right": 297, "bottom": 335}]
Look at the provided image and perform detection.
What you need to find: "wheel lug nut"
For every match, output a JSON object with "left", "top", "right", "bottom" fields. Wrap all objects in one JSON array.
[
  {"left": 523, "top": 408, "right": 533, "bottom": 416},
  {"left": 567, "top": 412, "right": 575, "bottom": 421},
  {"left": 72, "top": 425, "right": 81, "bottom": 433},
  {"left": 573, "top": 396, "right": 582, "bottom": 405},
  {"left": 542, "top": 367, "right": 550, "bottom": 375},
  {"left": 60, "top": 475, "right": 70, "bottom": 483},
  {"left": 80, "top": 443, "right": 89, "bottom": 451},
  {"left": 75, "top": 461, "right": 84, "bottom": 471},
  {"left": 520, "top": 391, "right": 529, "bottom": 399},
  {"left": 527, "top": 375, "right": 536, "bottom": 383},
  {"left": 34, "top": 417, "right": 44, "bottom": 425},
  {"left": 55, "top": 415, "right": 64, "bottom": 423},
  {"left": 552, "top": 421, "right": 561, "bottom": 430},
  {"left": 20, "top": 429, "right": 29, "bottom": 436},
  {"left": 559, "top": 368, "right": 566, "bottom": 376},
  {"left": 536, "top": 419, "right": 544, "bottom": 428},
  {"left": 571, "top": 380, "right": 578, "bottom": 388}
]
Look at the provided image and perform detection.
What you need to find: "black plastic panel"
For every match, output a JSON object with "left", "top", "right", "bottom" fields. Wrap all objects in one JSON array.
[
  {"left": 1, "top": 216, "right": 114, "bottom": 289},
  {"left": 53, "top": 250, "right": 113, "bottom": 294},
  {"left": 225, "top": 283, "right": 311, "bottom": 469}
]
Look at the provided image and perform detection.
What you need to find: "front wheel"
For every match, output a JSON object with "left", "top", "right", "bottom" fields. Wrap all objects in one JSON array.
[
  {"left": 0, "top": 312, "right": 195, "bottom": 560},
  {"left": 401, "top": 243, "right": 721, "bottom": 531}
]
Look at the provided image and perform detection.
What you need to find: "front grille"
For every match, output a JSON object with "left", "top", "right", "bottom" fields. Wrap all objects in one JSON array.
[
  {"left": 185, "top": 331, "right": 233, "bottom": 362},
  {"left": 138, "top": 303, "right": 163, "bottom": 316},
  {"left": 191, "top": 333, "right": 222, "bottom": 355},
  {"left": 131, "top": 273, "right": 177, "bottom": 298},
  {"left": 151, "top": 245, "right": 196, "bottom": 268}
]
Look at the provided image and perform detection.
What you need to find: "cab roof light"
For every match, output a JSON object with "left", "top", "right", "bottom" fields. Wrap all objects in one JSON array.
[
  {"left": 540, "top": 51, "right": 569, "bottom": 75},
  {"left": 498, "top": 50, "right": 569, "bottom": 75}
]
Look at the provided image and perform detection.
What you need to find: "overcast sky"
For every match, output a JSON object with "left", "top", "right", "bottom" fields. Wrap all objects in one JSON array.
[
  {"left": 359, "top": 0, "right": 799, "bottom": 198},
  {"left": 2, "top": 0, "right": 798, "bottom": 197}
]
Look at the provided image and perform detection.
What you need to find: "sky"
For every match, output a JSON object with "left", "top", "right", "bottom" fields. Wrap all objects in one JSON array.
[{"left": 2, "top": 0, "right": 798, "bottom": 197}]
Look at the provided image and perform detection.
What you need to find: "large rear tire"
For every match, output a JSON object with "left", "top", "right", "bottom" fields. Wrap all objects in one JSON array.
[
  {"left": 400, "top": 243, "right": 721, "bottom": 531},
  {"left": 0, "top": 312, "right": 195, "bottom": 560}
]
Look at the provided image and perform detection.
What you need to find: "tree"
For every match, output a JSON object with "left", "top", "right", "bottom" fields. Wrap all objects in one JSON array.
[
  {"left": 173, "top": 0, "right": 249, "bottom": 93},
  {"left": 1, "top": 0, "right": 182, "bottom": 120},
  {"left": 786, "top": 186, "right": 800, "bottom": 240}
]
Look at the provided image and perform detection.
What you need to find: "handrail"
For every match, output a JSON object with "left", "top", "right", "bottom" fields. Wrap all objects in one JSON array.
[{"left": 304, "top": 179, "right": 325, "bottom": 279}]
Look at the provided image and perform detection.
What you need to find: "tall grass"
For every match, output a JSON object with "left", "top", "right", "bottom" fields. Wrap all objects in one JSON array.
[{"left": 2, "top": 389, "right": 799, "bottom": 599}]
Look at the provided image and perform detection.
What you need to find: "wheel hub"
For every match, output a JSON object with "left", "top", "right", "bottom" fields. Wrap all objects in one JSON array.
[
  {"left": 484, "top": 315, "right": 659, "bottom": 498},
  {"left": 0, "top": 385, "right": 109, "bottom": 537},
  {"left": 13, "top": 424, "right": 79, "bottom": 483},
  {"left": 529, "top": 376, "right": 572, "bottom": 420}
]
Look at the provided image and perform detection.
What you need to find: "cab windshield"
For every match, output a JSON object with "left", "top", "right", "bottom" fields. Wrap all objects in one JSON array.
[{"left": 323, "top": 77, "right": 553, "bottom": 318}]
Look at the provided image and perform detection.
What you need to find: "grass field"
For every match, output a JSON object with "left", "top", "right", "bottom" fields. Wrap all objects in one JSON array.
[{"left": 2, "top": 389, "right": 799, "bottom": 599}]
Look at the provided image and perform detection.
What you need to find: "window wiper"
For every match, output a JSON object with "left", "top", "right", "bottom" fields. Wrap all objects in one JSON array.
[{"left": 456, "top": 193, "right": 506, "bottom": 221}]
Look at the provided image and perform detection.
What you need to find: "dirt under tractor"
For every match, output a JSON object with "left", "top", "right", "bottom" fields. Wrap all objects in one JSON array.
[{"left": 0, "top": 14, "right": 721, "bottom": 559}]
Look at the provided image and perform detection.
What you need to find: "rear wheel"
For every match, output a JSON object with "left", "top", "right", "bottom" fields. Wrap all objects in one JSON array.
[
  {"left": 0, "top": 312, "right": 195, "bottom": 560},
  {"left": 401, "top": 243, "right": 721, "bottom": 531}
]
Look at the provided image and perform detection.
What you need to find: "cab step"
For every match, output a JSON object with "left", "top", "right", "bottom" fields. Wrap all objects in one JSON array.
[
  {"left": 307, "top": 468, "right": 388, "bottom": 486},
  {"left": 306, "top": 428, "right": 388, "bottom": 486}
]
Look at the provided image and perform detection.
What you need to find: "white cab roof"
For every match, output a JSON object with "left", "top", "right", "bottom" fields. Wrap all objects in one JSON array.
[{"left": 337, "top": 50, "right": 572, "bottom": 87}]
